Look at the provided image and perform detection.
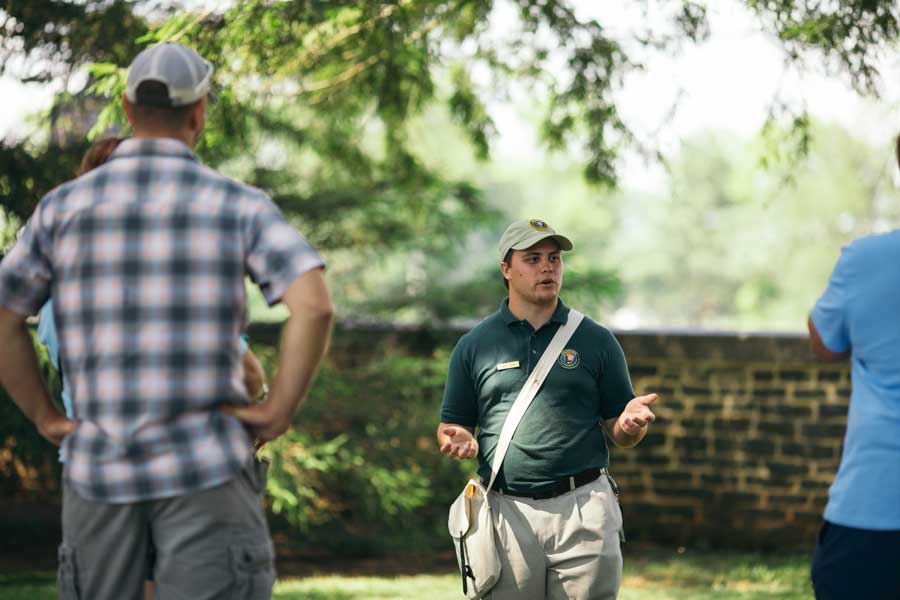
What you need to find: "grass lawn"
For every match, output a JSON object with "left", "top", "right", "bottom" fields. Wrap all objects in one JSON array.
[{"left": 0, "top": 548, "right": 813, "bottom": 599}]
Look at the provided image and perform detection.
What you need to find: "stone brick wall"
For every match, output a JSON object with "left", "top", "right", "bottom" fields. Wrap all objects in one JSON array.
[
  {"left": 6, "top": 322, "right": 845, "bottom": 555},
  {"left": 249, "top": 322, "right": 850, "bottom": 550},
  {"left": 611, "top": 331, "right": 848, "bottom": 550}
]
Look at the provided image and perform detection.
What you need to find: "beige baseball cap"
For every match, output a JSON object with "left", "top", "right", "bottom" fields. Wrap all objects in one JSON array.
[{"left": 498, "top": 219, "right": 574, "bottom": 261}]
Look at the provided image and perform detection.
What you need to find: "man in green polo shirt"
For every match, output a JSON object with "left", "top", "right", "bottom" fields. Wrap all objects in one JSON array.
[{"left": 438, "top": 219, "right": 657, "bottom": 599}]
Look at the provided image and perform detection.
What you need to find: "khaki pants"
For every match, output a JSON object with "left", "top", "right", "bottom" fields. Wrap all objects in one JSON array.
[
  {"left": 488, "top": 475, "right": 623, "bottom": 600},
  {"left": 57, "top": 458, "right": 275, "bottom": 600}
]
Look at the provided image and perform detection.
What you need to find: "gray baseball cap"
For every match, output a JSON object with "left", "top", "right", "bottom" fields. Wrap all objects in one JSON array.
[
  {"left": 498, "top": 219, "right": 574, "bottom": 261},
  {"left": 125, "top": 43, "right": 213, "bottom": 107}
]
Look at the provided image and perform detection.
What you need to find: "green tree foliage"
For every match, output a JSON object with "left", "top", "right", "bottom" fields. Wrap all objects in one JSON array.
[
  {"left": 743, "top": 1, "right": 900, "bottom": 160},
  {"left": 746, "top": 0, "right": 900, "bottom": 96},
  {"left": 7, "top": 1, "right": 889, "bottom": 216},
  {"left": 0, "top": 139, "right": 89, "bottom": 248},
  {"left": 2, "top": 1, "right": 899, "bottom": 316},
  {"left": 245, "top": 337, "right": 471, "bottom": 555},
  {"left": 278, "top": 365, "right": 456, "bottom": 553},
  {"left": 0, "top": 331, "right": 62, "bottom": 498},
  {"left": 0, "top": 1, "right": 146, "bottom": 83},
  {"left": 604, "top": 121, "right": 900, "bottom": 330}
]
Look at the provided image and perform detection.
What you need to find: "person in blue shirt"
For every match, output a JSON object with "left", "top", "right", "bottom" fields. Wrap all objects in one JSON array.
[{"left": 807, "top": 139, "right": 900, "bottom": 600}]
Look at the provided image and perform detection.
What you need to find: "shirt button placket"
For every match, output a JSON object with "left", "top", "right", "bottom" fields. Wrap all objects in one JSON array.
[{"left": 529, "top": 331, "right": 538, "bottom": 371}]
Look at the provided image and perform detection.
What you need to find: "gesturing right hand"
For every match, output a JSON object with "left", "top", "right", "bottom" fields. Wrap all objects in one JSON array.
[
  {"left": 439, "top": 426, "right": 479, "bottom": 460},
  {"left": 618, "top": 393, "right": 658, "bottom": 436}
]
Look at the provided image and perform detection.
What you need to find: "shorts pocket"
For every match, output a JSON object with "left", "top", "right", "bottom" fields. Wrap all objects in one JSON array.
[
  {"left": 228, "top": 538, "right": 276, "bottom": 599},
  {"left": 57, "top": 543, "right": 81, "bottom": 600}
]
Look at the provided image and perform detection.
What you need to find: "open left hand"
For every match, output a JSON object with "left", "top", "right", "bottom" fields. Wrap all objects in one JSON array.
[
  {"left": 618, "top": 393, "right": 658, "bottom": 436},
  {"left": 440, "top": 426, "right": 479, "bottom": 460}
]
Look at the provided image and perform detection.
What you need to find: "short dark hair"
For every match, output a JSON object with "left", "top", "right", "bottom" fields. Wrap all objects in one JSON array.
[
  {"left": 501, "top": 249, "right": 512, "bottom": 290},
  {"left": 129, "top": 81, "right": 197, "bottom": 130}
]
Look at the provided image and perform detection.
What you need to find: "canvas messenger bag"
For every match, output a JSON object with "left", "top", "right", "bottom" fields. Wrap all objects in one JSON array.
[{"left": 447, "top": 309, "right": 585, "bottom": 599}]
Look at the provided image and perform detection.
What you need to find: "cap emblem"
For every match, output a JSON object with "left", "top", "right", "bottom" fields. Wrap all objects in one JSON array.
[{"left": 529, "top": 219, "right": 550, "bottom": 231}]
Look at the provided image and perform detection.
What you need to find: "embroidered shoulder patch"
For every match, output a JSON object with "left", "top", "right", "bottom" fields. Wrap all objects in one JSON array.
[{"left": 558, "top": 348, "right": 580, "bottom": 369}]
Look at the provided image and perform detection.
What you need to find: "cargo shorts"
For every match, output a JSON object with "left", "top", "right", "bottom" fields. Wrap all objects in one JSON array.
[{"left": 58, "top": 457, "right": 275, "bottom": 600}]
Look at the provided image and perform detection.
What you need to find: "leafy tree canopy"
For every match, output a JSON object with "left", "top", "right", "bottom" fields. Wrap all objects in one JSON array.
[
  {"left": 1, "top": 0, "right": 898, "bottom": 319},
  {"left": 3, "top": 1, "right": 895, "bottom": 202},
  {"left": 601, "top": 120, "right": 900, "bottom": 330}
]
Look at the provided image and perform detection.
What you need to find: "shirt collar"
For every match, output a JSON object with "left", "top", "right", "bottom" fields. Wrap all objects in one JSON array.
[
  {"left": 108, "top": 137, "right": 199, "bottom": 163},
  {"left": 499, "top": 297, "right": 570, "bottom": 327}
]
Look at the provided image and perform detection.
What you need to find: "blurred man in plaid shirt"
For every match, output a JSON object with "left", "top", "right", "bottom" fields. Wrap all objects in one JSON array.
[{"left": 0, "top": 43, "right": 332, "bottom": 599}]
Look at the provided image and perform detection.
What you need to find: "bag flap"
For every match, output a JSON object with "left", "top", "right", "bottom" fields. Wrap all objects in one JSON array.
[{"left": 448, "top": 479, "right": 483, "bottom": 538}]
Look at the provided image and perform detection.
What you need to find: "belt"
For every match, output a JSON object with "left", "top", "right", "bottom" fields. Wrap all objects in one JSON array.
[{"left": 488, "top": 467, "right": 606, "bottom": 500}]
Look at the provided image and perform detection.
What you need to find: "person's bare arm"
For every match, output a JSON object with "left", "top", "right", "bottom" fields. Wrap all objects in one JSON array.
[
  {"left": 604, "top": 393, "right": 658, "bottom": 448},
  {"left": 0, "top": 305, "right": 76, "bottom": 445},
  {"left": 437, "top": 422, "right": 478, "bottom": 459},
  {"left": 808, "top": 315, "right": 850, "bottom": 361},
  {"left": 226, "top": 268, "right": 333, "bottom": 443},
  {"left": 241, "top": 347, "right": 267, "bottom": 401}
]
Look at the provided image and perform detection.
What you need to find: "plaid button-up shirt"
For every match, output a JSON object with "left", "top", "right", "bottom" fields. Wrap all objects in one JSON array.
[{"left": 0, "top": 138, "right": 325, "bottom": 503}]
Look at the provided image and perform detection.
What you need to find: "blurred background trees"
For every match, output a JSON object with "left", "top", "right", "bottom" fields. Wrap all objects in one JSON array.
[{"left": 3, "top": 0, "right": 899, "bottom": 324}]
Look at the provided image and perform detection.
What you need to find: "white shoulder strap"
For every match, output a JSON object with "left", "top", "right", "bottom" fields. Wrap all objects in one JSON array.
[{"left": 485, "top": 309, "right": 584, "bottom": 492}]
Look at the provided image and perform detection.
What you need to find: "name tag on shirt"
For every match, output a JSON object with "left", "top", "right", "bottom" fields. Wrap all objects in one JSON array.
[{"left": 496, "top": 361, "right": 520, "bottom": 371}]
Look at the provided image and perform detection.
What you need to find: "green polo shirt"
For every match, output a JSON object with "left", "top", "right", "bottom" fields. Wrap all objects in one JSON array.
[{"left": 440, "top": 298, "right": 634, "bottom": 494}]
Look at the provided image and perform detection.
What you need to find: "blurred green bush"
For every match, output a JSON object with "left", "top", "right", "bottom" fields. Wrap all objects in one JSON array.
[
  {"left": 255, "top": 339, "right": 472, "bottom": 556},
  {"left": 0, "top": 329, "right": 63, "bottom": 499}
]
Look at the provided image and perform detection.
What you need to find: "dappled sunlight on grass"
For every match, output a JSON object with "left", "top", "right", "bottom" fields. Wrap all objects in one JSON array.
[
  {"left": 271, "top": 549, "right": 813, "bottom": 599},
  {"left": 274, "top": 573, "right": 459, "bottom": 599},
  {"left": 617, "top": 548, "right": 812, "bottom": 599},
  {"left": 0, "top": 572, "right": 56, "bottom": 600}
]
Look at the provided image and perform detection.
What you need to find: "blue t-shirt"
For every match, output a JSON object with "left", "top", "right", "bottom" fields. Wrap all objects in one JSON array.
[
  {"left": 811, "top": 230, "right": 900, "bottom": 530},
  {"left": 38, "top": 300, "right": 250, "bottom": 420},
  {"left": 37, "top": 301, "right": 73, "bottom": 418}
]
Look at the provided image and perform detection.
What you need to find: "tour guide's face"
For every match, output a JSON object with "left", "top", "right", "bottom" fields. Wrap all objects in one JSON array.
[{"left": 503, "top": 238, "right": 563, "bottom": 307}]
